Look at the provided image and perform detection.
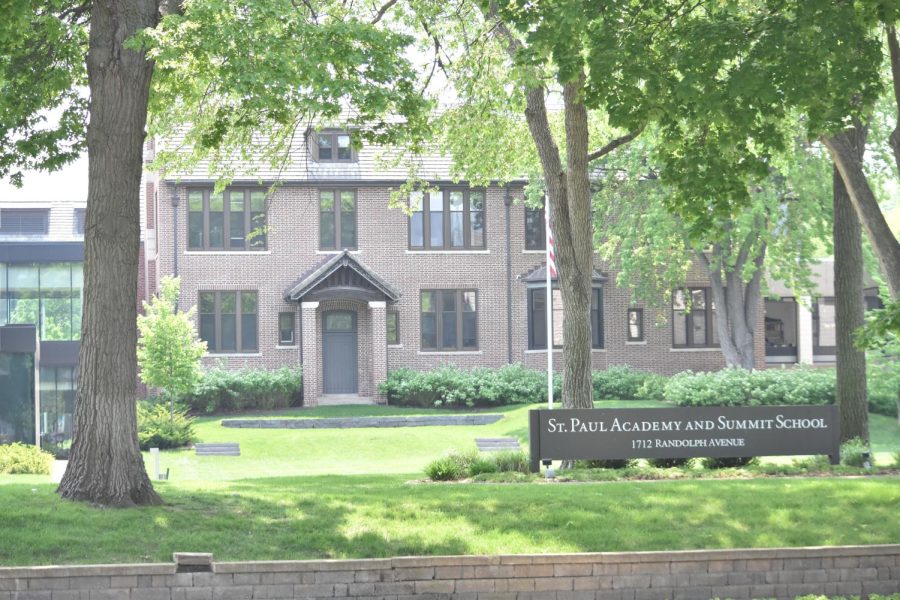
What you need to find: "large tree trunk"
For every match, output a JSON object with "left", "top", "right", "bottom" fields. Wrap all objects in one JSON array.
[
  {"left": 822, "top": 130, "right": 900, "bottom": 299},
  {"left": 833, "top": 125, "right": 869, "bottom": 443},
  {"left": 521, "top": 81, "right": 593, "bottom": 409},
  {"left": 700, "top": 240, "right": 765, "bottom": 371},
  {"left": 58, "top": 0, "right": 163, "bottom": 506}
]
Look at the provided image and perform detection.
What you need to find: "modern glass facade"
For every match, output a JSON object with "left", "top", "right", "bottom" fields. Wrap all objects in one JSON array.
[
  {"left": 39, "top": 366, "right": 76, "bottom": 458},
  {"left": 0, "top": 350, "right": 36, "bottom": 445},
  {"left": 0, "top": 262, "right": 83, "bottom": 340}
]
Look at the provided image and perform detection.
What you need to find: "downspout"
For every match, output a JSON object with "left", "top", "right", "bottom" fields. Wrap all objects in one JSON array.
[
  {"left": 504, "top": 186, "right": 513, "bottom": 364},
  {"left": 171, "top": 187, "right": 180, "bottom": 279}
]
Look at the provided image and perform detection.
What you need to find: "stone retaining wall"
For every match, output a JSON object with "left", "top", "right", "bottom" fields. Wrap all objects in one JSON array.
[
  {"left": 221, "top": 414, "right": 503, "bottom": 429},
  {"left": 1, "top": 545, "right": 898, "bottom": 600}
]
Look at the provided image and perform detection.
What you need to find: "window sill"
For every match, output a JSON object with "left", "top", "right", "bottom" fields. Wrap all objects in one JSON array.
[
  {"left": 388, "top": 344, "right": 403, "bottom": 348},
  {"left": 205, "top": 353, "right": 262, "bottom": 357},
  {"left": 524, "top": 348, "right": 606, "bottom": 353},
  {"left": 406, "top": 250, "right": 490, "bottom": 255},
  {"left": 670, "top": 347, "right": 720, "bottom": 352},
  {"left": 275, "top": 345, "right": 298, "bottom": 349},
  {"left": 625, "top": 340, "right": 647, "bottom": 345},
  {"left": 417, "top": 350, "right": 483, "bottom": 355},
  {"left": 316, "top": 250, "right": 359, "bottom": 255},
  {"left": 185, "top": 250, "right": 271, "bottom": 255},
  {"left": 522, "top": 249, "right": 546, "bottom": 254}
]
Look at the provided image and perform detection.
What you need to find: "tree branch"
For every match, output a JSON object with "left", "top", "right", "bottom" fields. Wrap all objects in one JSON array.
[
  {"left": 586, "top": 126, "right": 644, "bottom": 162},
  {"left": 887, "top": 25, "right": 900, "bottom": 177},
  {"left": 370, "top": 0, "right": 398, "bottom": 24}
]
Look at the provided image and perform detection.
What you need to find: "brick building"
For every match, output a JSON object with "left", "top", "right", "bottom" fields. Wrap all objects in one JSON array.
[{"left": 143, "top": 130, "right": 764, "bottom": 405}]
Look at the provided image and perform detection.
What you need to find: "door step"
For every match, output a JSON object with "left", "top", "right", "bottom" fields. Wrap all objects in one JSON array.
[{"left": 317, "top": 394, "right": 375, "bottom": 406}]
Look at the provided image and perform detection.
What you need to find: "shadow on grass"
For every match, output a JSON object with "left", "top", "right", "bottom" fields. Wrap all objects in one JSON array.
[{"left": 0, "top": 474, "right": 898, "bottom": 566}]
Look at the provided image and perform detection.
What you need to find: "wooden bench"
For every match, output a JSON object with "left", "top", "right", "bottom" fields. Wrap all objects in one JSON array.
[
  {"left": 195, "top": 443, "right": 240, "bottom": 456},
  {"left": 475, "top": 438, "right": 521, "bottom": 452}
]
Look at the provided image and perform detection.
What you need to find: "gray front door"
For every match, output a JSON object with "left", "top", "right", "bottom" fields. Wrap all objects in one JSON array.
[{"left": 323, "top": 310, "right": 358, "bottom": 394}]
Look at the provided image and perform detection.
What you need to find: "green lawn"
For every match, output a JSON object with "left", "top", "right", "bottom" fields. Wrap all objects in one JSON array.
[
  {"left": 1, "top": 475, "right": 898, "bottom": 566},
  {"left": 0, "top": 401, "right": 897, "bottom": 566}
]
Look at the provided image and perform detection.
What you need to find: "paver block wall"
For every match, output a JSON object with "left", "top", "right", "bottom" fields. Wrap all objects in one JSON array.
[{"left": 2, "top": 545, "right": 898, "bottom": 600}]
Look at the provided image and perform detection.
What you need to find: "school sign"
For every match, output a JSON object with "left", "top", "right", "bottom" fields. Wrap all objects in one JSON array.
[{"left": 528, "top": 405, "right": 840, "bottom": 472}]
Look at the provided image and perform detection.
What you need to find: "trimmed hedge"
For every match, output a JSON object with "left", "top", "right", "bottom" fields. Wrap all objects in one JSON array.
[
  {"left": 380, "top": 364, "right": 663, "bottom": 408},
  {"left": 0, "top": 443, "right": 53, "bottom": 475},
  {"left": 665, "top": 367, "right": 835, "bottom": 407},
  {"left": 181, "top": 368, "right": 303, "bottom": 414}
]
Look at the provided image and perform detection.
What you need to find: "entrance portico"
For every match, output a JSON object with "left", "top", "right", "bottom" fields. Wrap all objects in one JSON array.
[{"left": 285, "top": 251, "right": 400, "bottom": 406}]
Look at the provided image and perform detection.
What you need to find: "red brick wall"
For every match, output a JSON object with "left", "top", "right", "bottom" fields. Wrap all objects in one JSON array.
[{"left": 154, "top": 181, "right": 765, "bottom": 378}]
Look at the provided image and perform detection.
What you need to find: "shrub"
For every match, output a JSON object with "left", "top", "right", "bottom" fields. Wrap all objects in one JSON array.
[
  {"left": 868, "top": 347, "right": 900, "bottom": 419},
  {"left": 665, "top": 367, "right": 834, "bottom": 407},
  {"left": 492, "top": 450, "right": 530, "bottom": 474},
  {"left": 0, "top": 443, "right": 53, "bottom": 475},
  {"left": 592, "top": 367, "right": 651, "bottom": 400},
  {"left": 183, "top": 368, "right": 303, "bottom": 414},
  {"left": 467, "top": 456, "right": 499, "bottom": 476},
  {"left": 576, "top": 458, "right": 637, "bottom": 469},
  {"left": 647, "top": 457, "right": 693, "bottom": 468},
  {"left": 381, "top": 364, "right": 561, "bottom": 408},
  {"left": 424, "top": 449, "right": 475, "bottom": 481},
  {"left": 892, "top": 450, "right": 900, "bottom": 469},
  {"left": 840, "top": 438, "right": 870, "bottom": 468},
  {"left": 701, "top": 456, "right": 757, "bottom": 469},
  {"left": 636, "top": 374, "right": 668, "bottom": 403},
  {"left": 137, "top": 402, "right": 197, "bottom": 450}
]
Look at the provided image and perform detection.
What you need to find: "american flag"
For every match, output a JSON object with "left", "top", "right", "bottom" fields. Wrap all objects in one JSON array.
[{"left": 546, "top": 208, "right": 557, "bottom": 278}]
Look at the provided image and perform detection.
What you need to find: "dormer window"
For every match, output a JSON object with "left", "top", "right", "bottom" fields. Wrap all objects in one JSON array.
[{"left": 314, "top": 130, "right": 356, "bottom": 162}]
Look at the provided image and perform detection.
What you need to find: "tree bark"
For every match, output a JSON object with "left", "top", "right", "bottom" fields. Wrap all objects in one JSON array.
[
  {"left": 887, "top": 26, "right": 900, "bottom": 178},
  {"left": 833, "top": 125, "right": 869, "bottom": 443},
  {"left": 58, "top": 0, "right": 163, "bottom": 506},
  {"left": 822, "top": 130, "right": 900, "bottom": 299}
]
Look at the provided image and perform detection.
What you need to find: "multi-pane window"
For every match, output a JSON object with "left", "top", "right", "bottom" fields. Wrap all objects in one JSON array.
[
  {"left": 319, "top": 190, "right": 357, "bottom": 250},
  {"left": 188, "top": 189, "right": 267, "bottom": 251},
  {"left": 278, "top": 312, "right": 295, "bottom": 345},
  {"left": 316, "top": 131, "right": 354, "bottom": 162},
  {"left": 409, "top": 189, "right": 486, "bottom": 250},
  {"left": 0, "top": 262, "right": 83, "bottom": 341},
  {"left": 0, "top": 209, "right": 49, "bottom": 235},
  {"left": 672, "top": 288, "right": 718, "bottom": 347},
  {"left": 198, "top": 291, "right": 258, "bottom": 353},
  {"left": 387, "top": 311, "right": 400, "bottom": 345},
  {"left": 420, "top": 290, "right": 477, "bottom": 351},
  {"left": 74, "top": 209, "right": 86, "bottom": 235},
  {"left": 527, "top": 287, "right": 603, "bottom": 349},
  {"left": 627, "top": 308, "right": 644, "bottom": 342},
  {"left": 525, "top": 203, "right": 545, "bottom": 250}
]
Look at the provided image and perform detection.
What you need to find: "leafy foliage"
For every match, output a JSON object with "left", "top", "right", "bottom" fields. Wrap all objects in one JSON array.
[
  {"left": 840, "top": 438, "right": 872, "bottom": 468},
  {"left": 701, "top": 456, "right": 758, "bottom": 470},
  {"left": 137, "top": 402, "right": 197, "bottom": 451},
  {"left": 575, "top": 459, "right": 637, "bottom": 470},
  {"left": 647, "top": 457, "right": 693, "bottom": 469},
  {"left": 183, "top": 368, "right": 303, "bottom": 414},
  {"left": 0, "top": 443, "right": 53, "bottom": 475},
  {"left": 137, "top": 277, "right": 207, "bottom": 402},
  {"left": 665, "top": 368, "right": 835, "bottom": 408},
  {"left": 593, "top": 367, "right": 664, "bottom": 401}
]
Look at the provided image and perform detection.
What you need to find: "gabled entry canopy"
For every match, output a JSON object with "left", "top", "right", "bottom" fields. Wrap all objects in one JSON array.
[
  {"left": 519, "top": 264, "right": 607, "bottom": 285},
  {"left": 285, "top": 250, "right": 401, "bottom": 303}
]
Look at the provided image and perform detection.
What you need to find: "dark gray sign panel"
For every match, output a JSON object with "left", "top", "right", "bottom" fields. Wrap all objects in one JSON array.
[{"left": 529, "top": 405, "right": 840, "bottom": 472}]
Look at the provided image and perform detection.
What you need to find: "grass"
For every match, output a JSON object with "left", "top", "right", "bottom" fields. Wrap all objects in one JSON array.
[
  {"left": 0, "top": 400, "right": 897, "bottom": 566},
  {"left": 1, "top": 475, "right": 898, "bottom": 566}
]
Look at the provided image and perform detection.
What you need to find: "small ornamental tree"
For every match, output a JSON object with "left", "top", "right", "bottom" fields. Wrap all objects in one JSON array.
[{"left": 137, "top": 277, "right": 206, "bottom": 420}]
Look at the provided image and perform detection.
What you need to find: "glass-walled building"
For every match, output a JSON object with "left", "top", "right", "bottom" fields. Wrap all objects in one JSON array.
[
  {"left": 0, "top": 324, "right": 38, "bottom": 446},
  {"left": 0, "top": 242, "right": 83, "bottom": 457}
]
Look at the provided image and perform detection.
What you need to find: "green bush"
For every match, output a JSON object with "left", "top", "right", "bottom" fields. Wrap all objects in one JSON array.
[
  {"left": 840, "top": 438, "right": 870, "bottom": 468},
  {"left": 0, "top": 443, "right": 53, "bottom": 475},
  {"left": 592, "top": 366, "right": 654, "bottom": 400},
  {"left": 424, "top": 449, "right": 475, "bottom": 481},
  {"left": 701, "top": 456, "right": 757, "bottom": 469},
  {"left": 381, "top": 364, "right": 560, "bottom": 408},
  {"left": 868, "top": 347, "right": 899, "bottom": 418},
  {"left": 665, "top": 367, "right": 835, "bottom": 407},
  {"left": 182, "top": 368, "right": 303, "bottom": 414},
  {"left": 647, "top": 457, "right": 693, "bottom": 468},
  {"left": 137, "top": 402, "right": 197, "bottom": 450},
  {"left": 424, "top": 448, "right": 530, "bottom": 480},
  {"left": 467, "top": 456, "right": 499, "bottom": 476},
  {"left": 636, "top": 373, "right": 668, "bottom": 403},
  {"left": 892, "top": 450, "right": 900, "bottom": 469},
  {"left": 576, "top": 458, "right": 638, "bottom": 469}
]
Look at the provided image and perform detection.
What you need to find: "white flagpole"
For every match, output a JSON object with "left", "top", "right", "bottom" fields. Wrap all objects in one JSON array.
[{"left": 545, "top": 203, "right": 553, "bottom": 411}]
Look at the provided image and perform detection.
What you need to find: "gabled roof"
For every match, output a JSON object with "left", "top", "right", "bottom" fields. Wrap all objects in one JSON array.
[
  {"left": 284, "top": 251, "right": 401, "bottom": 302},
  {"left": 519, "top": 263, "right": 607, "bottom": 284}
]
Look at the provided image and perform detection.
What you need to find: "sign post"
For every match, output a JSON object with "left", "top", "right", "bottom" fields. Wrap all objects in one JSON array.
[{"left": 529, "top": 405, "right": 841, "bottom": 472}]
